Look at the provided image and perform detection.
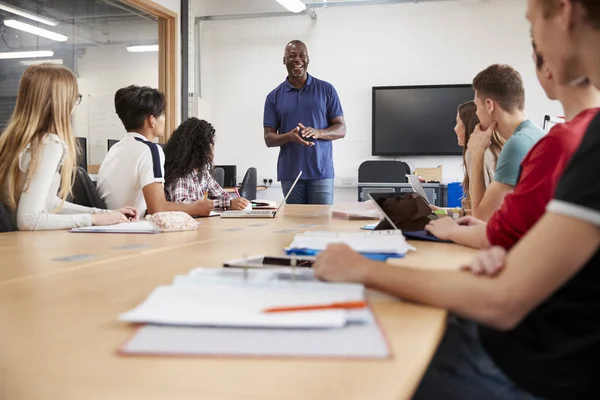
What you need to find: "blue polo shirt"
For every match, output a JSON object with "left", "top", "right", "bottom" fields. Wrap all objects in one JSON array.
[{"left": 264, "top": 74, "right": 344, "bottom": 181}]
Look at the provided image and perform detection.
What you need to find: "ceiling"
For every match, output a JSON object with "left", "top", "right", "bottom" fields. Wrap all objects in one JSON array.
[{"left": 0, "top": 0, "right": 157, "bottom": 52}]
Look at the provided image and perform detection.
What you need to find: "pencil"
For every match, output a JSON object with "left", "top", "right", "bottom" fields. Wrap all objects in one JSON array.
[{"left": 263, "top": 301, "right": 367, "bottom": 313}]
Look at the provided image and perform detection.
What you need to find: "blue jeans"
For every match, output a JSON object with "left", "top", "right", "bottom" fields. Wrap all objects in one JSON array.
[
  {"left": 281, "top": 179, "right": 334, "bottom": 205},
  {"left": 413, "top": 317, "right": 545, "bottom": 400}
]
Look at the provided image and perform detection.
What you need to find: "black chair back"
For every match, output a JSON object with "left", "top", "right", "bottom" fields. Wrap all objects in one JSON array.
[
  {"left": 212, "top": 167, "right": 225, "bottom": 187},
  {"left": 239, "top": 167, "right": 257, "bottom": 200},
  {"left": 0, "top": 201, "right": 17, "bottom": 232},
  {"left": 71, "top": 167, "right": 107, "bottom": 209}
]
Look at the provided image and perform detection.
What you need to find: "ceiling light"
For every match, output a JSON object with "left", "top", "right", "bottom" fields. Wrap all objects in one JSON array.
[
  {"left": 4, "top": 19, "right": 68, "bottom": 42},
  {"left": 275, "top": 0, "right": 306, "bottom": 13},
  {"left": 0, "top": 1, "right": 59, "bottom": 26},
  {"left": 126, "top": 44, "right": 159, "bottom": 53},
  {"left": 0, "top": 50, "right": 54, "bottom": 60},
  {"left": 20, "top": 58, "right": 63, "bottom": 66}
]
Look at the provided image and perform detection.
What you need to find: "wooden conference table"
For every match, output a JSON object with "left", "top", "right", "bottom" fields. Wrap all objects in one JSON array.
[{"left": 0, "top": 205, "right": 476, "bottom": 400}]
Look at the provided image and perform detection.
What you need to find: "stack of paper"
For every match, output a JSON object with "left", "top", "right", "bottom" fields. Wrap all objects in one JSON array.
[
  {"left": 285, "top": 231, "right": 415, "bottom": 260},
  {"left": 120, "top": 268, "right": 366, "bottom": 329},
  {"left": 71, "top": 221, "right": 160, "bottom": 234},
  {"left": 119, "top": 267, "right": 391, "bottom": 359}
]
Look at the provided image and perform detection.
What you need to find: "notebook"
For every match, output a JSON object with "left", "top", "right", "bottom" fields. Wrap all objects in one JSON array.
[
  {"left": 120, "top": 308, "right": 391, "bottom": 359},
  {"left": 286, "top": 231, "right": 415, "bottom": 259},
  {"left": 71, "top": 221, "right": 160, "bottom": 234},
  {"left": 120, "top": 267, "right": 366, "bottom": 329}
]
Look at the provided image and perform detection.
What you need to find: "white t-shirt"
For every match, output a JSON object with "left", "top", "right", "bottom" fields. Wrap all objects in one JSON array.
[
  {"left": 3, "top": 133, "right": 107, "bottom": 231},
  {"left": 97, "top": 132, "right": 165, "bottom": 216}
]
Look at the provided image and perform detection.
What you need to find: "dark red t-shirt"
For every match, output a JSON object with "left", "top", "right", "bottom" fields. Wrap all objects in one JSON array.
[{"left": 486, "top": 108, "right": 599, "bottom": 249}]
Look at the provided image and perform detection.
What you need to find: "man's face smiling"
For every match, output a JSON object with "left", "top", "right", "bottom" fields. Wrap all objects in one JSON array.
[{"left": 284, "top": 43, "right": 309, "bottom": 79}]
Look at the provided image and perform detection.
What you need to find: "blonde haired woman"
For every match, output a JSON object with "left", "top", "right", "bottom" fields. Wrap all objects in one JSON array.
[{"left": 0, "top": 64, "right": 137, "bottom": 230}]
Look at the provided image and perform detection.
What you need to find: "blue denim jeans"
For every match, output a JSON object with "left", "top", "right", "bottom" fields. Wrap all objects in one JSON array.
[
  {"left": 413, "top": 317, "right": 545, "bottom": 400},
  {"left": 281, "top": 179, "right": 334, "bottom": 205}
]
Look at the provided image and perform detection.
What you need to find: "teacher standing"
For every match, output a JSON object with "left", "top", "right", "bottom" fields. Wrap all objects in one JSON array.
[{"left": 263, "top": 40, "right": 346, "bottom": 205}]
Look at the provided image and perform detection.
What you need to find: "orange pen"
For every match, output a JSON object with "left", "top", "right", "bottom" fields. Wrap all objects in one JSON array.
[{"left": 263, "top": 301, "right": 367, "bottom": 313}]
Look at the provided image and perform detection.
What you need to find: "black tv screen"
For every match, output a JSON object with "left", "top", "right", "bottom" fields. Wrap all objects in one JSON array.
[{"left": 372, "top": 84, "right": 475, "bottom": 156}]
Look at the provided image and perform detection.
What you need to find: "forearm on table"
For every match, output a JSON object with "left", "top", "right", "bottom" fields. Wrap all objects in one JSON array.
[
  {"left": 363, "top": 262, "right": 512, "bottom": 330},
  {"left": 449, "top": 224, "right": 490, "bottom": 249}
]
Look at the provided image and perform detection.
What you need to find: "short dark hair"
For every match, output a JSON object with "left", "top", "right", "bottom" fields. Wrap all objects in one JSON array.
[
  {"left": 114, "top": 85, "right": 165, "bottom": 131},
  {"left": 164, "top": 118, "right": 216, "bottom": 186},
  {"left": 472, "top": 64, "right": 525, "bottom": 112}
]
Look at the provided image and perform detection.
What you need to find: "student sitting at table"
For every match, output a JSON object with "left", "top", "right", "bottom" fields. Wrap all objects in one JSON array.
[
  {"left": 0, "top": 64, "right": 137, "bottom": 231},
  {"left": 163, "top": 118, "right": 250, "bottom": 210},
  {"left": 97, "top": 86, "right": 214, "bottom": 217},
  {"left": 433, "top": 101, "right": 504, "bottom": 217},
  {"left": 426, "top": 42, "right": 600, "bottom": 250},
  {"left": 467, "top": 64, "right": 545, "bottom": 221}
]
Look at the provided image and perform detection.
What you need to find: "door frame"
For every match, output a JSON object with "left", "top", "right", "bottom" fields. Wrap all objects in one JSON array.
[{"left": 121, "top": 0, "right": 178, "bottom": 142}]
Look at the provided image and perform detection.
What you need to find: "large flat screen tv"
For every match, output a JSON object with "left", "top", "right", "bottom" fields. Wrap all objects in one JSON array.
[{"left": 372, "top": 84, "right": 475, "bottom": 156}]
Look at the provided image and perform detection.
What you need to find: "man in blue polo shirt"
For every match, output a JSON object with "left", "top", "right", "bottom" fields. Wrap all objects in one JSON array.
[{"left": 263, "top": 40, "right": 346, "bottom": 205}]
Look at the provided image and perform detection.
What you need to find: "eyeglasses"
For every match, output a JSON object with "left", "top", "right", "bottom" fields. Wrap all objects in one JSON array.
[{"left": 75, "top": 94, "right": 82, "bottom": 105}]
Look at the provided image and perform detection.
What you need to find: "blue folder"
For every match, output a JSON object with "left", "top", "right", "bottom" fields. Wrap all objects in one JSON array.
[
  {"left": 403, "top": 230, "right": 452, "bottom": 243},
  {"left": 285, "top": 248, "right": 405, "bottom": 261}
]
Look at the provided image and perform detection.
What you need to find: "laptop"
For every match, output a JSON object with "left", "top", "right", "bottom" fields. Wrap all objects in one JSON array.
[
  {"left": 221, "top": 171, "right": 302, "bottom": 219},
  {"left": 368, "top": 192, "right": 449, "bottom": 242},
  {"left": 406, "top": 174, "right": 430, "bottom": 205}
]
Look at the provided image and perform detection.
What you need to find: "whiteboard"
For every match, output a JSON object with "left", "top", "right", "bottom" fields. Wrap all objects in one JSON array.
[{"left": 87, "top": 94, "right": 126, "bottom": 165}]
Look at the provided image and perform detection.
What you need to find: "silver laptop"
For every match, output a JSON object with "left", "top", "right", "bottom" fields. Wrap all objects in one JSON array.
[
  {"left": 221, "top": 171, "right": 302, "bottom": 219},
  {"left": 406, "top": 174, "right": 430, "bottom": 205}
]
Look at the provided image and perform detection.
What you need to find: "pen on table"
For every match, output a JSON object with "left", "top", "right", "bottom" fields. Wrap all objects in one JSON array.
[{"left": 263, "top": 301, "right": 367, "bottom": 313}]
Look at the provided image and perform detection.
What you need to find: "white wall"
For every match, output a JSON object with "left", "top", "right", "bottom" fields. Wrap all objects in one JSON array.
[{"left": 195, "top": 0, "right": 563, "bottom": 202}]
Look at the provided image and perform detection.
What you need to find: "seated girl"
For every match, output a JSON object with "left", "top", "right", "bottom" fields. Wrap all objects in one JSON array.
[
  {"left": 0, "top": 64, "right": 137, "bottom": 231},
  {"left": 164, "top": 118, "right": 249, "bottom": 211},
  {"left": 433, "top": 101, "right": 503, "bottom": 217}
]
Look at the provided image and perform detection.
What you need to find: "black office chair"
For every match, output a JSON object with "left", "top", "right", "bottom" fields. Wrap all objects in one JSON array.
[
  {"left": 212, "top": 167, "right": 225, "bottom": 187},
  {"left": 239, "top": 167, "right": 257, "bottom": 200},
  {"left": 70, "top": 167, "right": 107, "bottom": 209},
  {"left": 0, "top": 201, "right": 17, "bottom": 232}
]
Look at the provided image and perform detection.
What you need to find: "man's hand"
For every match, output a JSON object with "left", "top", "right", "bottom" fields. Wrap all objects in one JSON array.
[
  {"left": 461, "top": 246, "right": 507, "bottom": 276},
  {"left": 191, "top": 199, "right": 214, "bottom": 217},
  {"left": 468, "top": 121, "right": 498, "bottom": 153},
  {"left": 286, "top": 126, "right": 314, "bottom": 147},
  {"left": 298, "top": 123, "right": 322, "bottom": 140},
  {"left": 230, "top": 197, "right": 250, "bottom": 210},
  {"left": 425, "top": 217, "right": 458, "bottom": 240},
  {"left": 456, "top": 216, "right": 486, "bottom": 227},
  {"left": 314, "top": 243, "right": 372, "bottom": 283}
]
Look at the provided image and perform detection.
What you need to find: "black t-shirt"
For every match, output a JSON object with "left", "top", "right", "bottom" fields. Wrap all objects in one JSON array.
[{"left": 478, "top": 111, "right": 600, "bottom": 400}]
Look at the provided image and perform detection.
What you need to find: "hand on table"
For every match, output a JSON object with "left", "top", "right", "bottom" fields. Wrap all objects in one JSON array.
[
  {"left": 231, "top": 197, "right": 250, "bottom": 210},
  {"left": 314, "top": 243, "right": 372, "bottom": 284},
  {"left": 461, "top": 246, "right": 507, "bottom": 276},
  {"left": 425, "top": 217, "right": 458, "bottom": 240}
]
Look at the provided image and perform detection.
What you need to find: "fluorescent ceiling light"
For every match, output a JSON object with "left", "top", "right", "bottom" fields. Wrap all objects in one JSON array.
[
  {"left": 0, "top": 2, "right": 59, "bottom": 26},
  {"left": 4, "top": 19, "right": 68, "bottom": 42},
  {"left": 0, "top": 50, "right": 54, "bottom": 60},
  {"left": 275, "top": 0, "right": 306, "bottom": 13},
  {"left": 20, "top": 58, "right": 63, "bottom": 66},
  {"left": 126, "top": 44, "right": 159, "bottom": 53}
]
